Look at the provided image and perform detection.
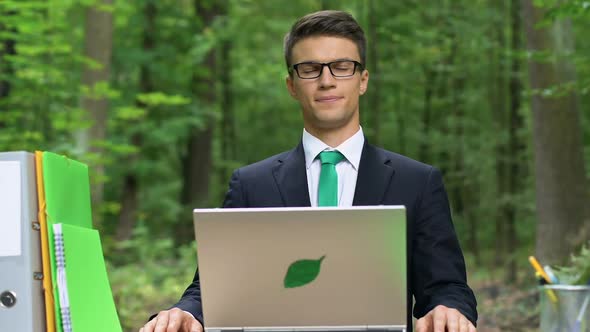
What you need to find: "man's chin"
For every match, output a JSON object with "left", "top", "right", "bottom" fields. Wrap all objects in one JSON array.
[
  {"left": 312, "top": 117, "right": 354, "bottom": 131},
  {"left": 303, "top": 109, "right": 357, "bottom": 132}
]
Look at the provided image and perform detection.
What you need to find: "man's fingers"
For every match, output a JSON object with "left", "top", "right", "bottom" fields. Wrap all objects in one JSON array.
[
  {"left": 414, "top": 318, "right": 425, "bottom": 332},
  {"left": 140, "top": 309, "right": 200, "bottom": 332},
  {"left": 432, "top": 305, "right": 448, "bottom": 332},
  {"left": 446, "top": 311, "right": 459, "bottom": 332},
  {"left": 417, "top": 305, "right": 476, "bottom": 332},
  {"left": 458, "top": 314, "right": 469, "bottom": 332},
  {"left": 415, "top": 312, "right": 431, "bottom": 332},
  {"left": 153, "top": 311, "right": 170, "bottom": 332},
  {"left": 190, "top": 318, "right": 204, "bottom": 332},
  {"left": 140, "top": 316, "right": 157, "bottom": 332},
  {"left": 166, "top": 308, "right": 185, "bottom": 331},
  {"left": 175, "top": 308, "right": 202, "bottom": 332}
]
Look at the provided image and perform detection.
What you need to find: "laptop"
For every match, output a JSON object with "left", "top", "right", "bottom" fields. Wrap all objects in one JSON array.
[{"left": 193, "top": 206, "right": 407, "bottom": 332}]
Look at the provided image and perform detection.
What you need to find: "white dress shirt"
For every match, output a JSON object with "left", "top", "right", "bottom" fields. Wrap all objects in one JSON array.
[{"left": 302, "top": 127, "right": 365, "bottom": 207}]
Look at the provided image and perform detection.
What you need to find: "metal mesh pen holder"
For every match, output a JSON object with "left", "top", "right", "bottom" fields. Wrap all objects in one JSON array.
[{"left": 540, "top": 285, "right": 590, "bottom": 332}]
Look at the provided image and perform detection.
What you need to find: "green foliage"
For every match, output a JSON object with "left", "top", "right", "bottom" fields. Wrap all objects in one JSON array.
[
  {"left": 543, "top": 0, "right": 590, "bottom": 20},
  {"left": 135, "top": 92, "right": 191, "bottom": 107},
  {"left": 553, "top": 242, "right": 590, "bottom": 285},
  {"left": 105, "top": 223, "right": 197, "bottom": 330}
]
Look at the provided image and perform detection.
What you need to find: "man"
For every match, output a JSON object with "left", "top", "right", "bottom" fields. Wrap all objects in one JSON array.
[{"left": 141, "top": 10, "right": 477, "bottom": 332}]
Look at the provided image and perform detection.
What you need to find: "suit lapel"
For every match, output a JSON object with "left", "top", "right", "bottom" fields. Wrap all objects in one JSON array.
[
  {"left": 353, "top": 142, "right": 396, "bottom": 206},
  {"left": 272, "top": 142, "right": 311, "bottom": 207}
]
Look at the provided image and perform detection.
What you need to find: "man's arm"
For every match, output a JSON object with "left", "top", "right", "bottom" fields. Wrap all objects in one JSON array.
[
  {"left": 411, "top": 167, "right": 478, "bottom": 326},
  {"left": 221, "top": 169, "right": 246, "bottom": 208},
  {"left": 173, "top": 268, "right": 205, "bottom": 323}
]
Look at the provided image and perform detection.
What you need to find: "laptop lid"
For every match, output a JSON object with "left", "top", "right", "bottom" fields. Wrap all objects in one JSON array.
[{"left": 193, "top": 206, "right": 407, "bottom": 331}]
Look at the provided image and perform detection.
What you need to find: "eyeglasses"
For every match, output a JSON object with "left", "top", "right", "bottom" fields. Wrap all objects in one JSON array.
[{"left": 289, "top": 60, "right": 364, "bottom": 79}]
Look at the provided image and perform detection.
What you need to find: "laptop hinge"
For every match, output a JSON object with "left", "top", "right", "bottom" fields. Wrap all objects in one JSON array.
[
  {"left": 207, "top": 326, "right": 406, "bottom": 332},
  {"left": 244, "top": 328, "right": 362, "bottom": 332},
  {"left": 367, "top": 325, "right": 406, "bottom": 332},
  {"left": 206, "top": 328, "right": 242, "bottom": 332}
]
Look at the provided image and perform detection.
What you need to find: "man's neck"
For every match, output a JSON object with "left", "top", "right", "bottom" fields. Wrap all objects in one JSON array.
[{"left": 304, "top": 124, "right": 361, "bottom": 148}]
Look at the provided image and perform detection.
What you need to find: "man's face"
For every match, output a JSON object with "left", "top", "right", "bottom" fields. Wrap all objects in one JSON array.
[{"left": 286, "top": 36, "right": 369, "bottom": 134}]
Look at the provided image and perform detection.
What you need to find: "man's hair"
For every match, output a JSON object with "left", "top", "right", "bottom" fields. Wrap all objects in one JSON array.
[{"left": 283, "top": 10, "right": 366, "bottom": 70}]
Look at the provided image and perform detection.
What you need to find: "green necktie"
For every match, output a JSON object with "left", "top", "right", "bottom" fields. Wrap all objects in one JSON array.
[{"left": 318, "top": 151, "right": 346, "bottom": 206}]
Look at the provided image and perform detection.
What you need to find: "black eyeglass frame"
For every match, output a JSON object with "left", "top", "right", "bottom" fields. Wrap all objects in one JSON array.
[{"left": 289, "top": 60, "right": 365, "bottom": 79}]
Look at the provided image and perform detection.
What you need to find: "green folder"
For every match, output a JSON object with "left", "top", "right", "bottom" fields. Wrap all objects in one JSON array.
[
  {"left": 59, "top": 224, "right": 122, "bottom": 332},
  {"left": 42, "top": 152, "right": 94, "bottom": 332},
  {"left": 43, "top": 151, "right": 93, "bottom": 230}
]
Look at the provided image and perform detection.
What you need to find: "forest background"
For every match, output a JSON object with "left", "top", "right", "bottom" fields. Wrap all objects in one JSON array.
[{"left": 1, "top": 0, "right": 589, "bottom": 331}]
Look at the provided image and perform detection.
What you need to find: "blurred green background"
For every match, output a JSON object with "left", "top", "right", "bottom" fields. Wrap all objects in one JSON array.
[{"left": 1, "top": 0, "right": 589, "bottom": 331}]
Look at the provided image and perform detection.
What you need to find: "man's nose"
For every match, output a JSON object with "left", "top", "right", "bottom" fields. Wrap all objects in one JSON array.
[{"left": 318, "top": 65, "right": 336, "bottom": 87}]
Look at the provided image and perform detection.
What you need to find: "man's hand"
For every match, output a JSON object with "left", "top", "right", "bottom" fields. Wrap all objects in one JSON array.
[
  {"left": 415, "top": 305, "right": 476, "bottom": 332},
  {"left": 139, "top": 308, "right": 203, "bottom": 332}
]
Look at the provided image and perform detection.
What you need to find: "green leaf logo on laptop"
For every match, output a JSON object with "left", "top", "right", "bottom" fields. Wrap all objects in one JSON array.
[{"left": 284, "top": 255, "right": 326, "bottom": 288}]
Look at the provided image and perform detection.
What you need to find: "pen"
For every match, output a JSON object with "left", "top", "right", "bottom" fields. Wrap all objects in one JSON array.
[
  {"left": 529, "top": 256, "right": 553, "bottom": 284},
  {"left": 535, "top": 271, "right": 548, "bottom": 285},
  {"left": 536, "top": 274, "right": 558, "bottom": 303},
  {"left": 529, "top": 256, "right": 558, "bottom": 303}
]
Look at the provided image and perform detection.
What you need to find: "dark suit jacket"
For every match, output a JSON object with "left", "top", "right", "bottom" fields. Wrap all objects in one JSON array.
[{"left": 173, "top": 141, "right": 478, "bottom": 330}]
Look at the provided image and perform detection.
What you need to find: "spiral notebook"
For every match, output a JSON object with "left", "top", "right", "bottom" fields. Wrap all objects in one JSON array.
[
  {"left": 52, "top": 223, "right": 121, "bottom": 332},
  {"left": 53, "top": 224, "right": 73, "bottom": 332}
]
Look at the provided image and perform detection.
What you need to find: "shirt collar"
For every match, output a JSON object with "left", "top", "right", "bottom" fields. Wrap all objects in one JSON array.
[{"left": 302, "top": 127, "right": 365, "bottom": 171}]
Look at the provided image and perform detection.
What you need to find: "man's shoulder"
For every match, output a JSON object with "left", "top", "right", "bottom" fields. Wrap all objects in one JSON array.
[
  {"left": 371, "top": 145, "right": 435, "bottom": 173},
  {"left": 235, "top": 148, "right": 296, "bottom": 177}
]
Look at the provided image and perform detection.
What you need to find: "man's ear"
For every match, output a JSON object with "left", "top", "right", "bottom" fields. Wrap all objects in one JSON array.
[
  {"left": 359, "top": 69, "right": 369, "bottom": 96},
  {"left": 286, "top": 75, "right": 297, "bottom": 98}
]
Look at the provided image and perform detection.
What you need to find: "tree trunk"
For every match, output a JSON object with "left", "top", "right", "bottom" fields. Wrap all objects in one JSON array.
[
  {"left": 116, "top": 1, "right": 155, "bottom": 242},
  {"left": 394, "top": 87, "right": 405, "bottom": 155},
  {"left": 177, "top": 0, "right": 224, "bottom": 243},
  {"left": 79, "top": 0, "right": 113, "bottom": 228},
  {"left": 219, "top": 36, "right": 235, "bottom": 192},
  {"left": 522, "top": 0, "right": 590, "bottom": 265},
  {"left": 418, "top": 66, "right": 437, "bottom": 164},
  {"left": 488, "top": 0, "right": 509, "bottom": 272},
  {"left": 117, "top": 171, "right": 138, "bottom": 242},
  {"left": 504, "top": 0, "right": 524, "bottom": 282},
  {"left": 0, "top": 11, "right": 16, "bottom": 103},
  {"left": 181, "top": 125, "right": 213, "bottom": 209},
  {"left": 366, "top": 0, "right": 381, "bottom": 145},
  {"left": 447, "top": 21, "right": 480, "bottom": 263}
]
